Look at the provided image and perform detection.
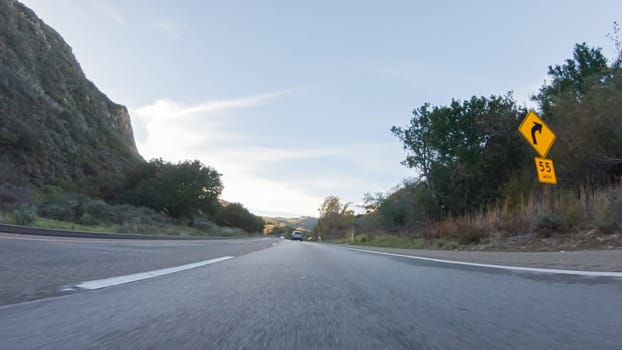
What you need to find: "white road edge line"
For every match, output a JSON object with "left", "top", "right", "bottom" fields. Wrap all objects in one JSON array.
[
  {"left": 74, "top": 256, "right": 235, "bottom": 290},
  {"left": 340, "top": 247, "right": 622, "bottom": 278}
]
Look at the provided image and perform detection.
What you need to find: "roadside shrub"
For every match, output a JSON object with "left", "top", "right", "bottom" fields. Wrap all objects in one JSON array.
[
  {"left": 557, "top": 192, "right": 584, "bottom": 230},
  {"left": 495, "top": 210, "right": 529, "bottom": 236},
  {"left": 212, "top": 203, "right": 264, "bottom": 233},
  {"left": 115, "top": 204, "right": 174, "bottom": 225},
  {"left": 192, "top": 218, "right": 221, "bottom": 233},
  {"left": 595, "top": 188, "right": 622, "bottom": 234},
  {"left": 38, "top": 200, "right": 74, "bottom": 221},
  {"left": 530, "top": 212, "right": 564, "bottom": 237},
  {"left": 14, "top": 204, "right": 36, "bottom": 226},
  {"left": 420, "top": 218, "right": 489, "bottom": 244},
  {"left": 0, "top": 211, "right": 16, "bottom": 224},
  {"left": 77, "top": 212, "right": 96, "bottom": 226},
  {"left": 0, "top": 184, "right": 32, "bottom": 211},
  {"left": 82, "top": 198, "right": 117, "bottom": 224},
  {"left": 114, "top": 205, "right": 172, "bottom": 226},
  {"left": 37, "top": 192, "right": 83, "bottom": 222},
  {"left": 37, "top": 192, "right": 172, "bottom": 227},
  {"left": 354, "top": 233, "right": 369, "bottom": 243},
  {"left": 354, "top": 212, "right": 383, "bottom": 233},
  {"left": 420, "top": 220, "right": 452, "bottom": 240},
  {"left": 455, "top": 222, "right": 489, "bottom": 244}
]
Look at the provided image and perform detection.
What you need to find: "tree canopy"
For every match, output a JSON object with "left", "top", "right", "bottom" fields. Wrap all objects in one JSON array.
[
  {"left": 533, "top": 43, "right": 622, "bottom": 185},
  {"left": 384, "top": 41, "right": 621, "bottom": 230},
  {"left": 122, "top": 159, "right": 223, "bottom": 223},
  {"left": 534, "top": 43, "right": 610, "bottom": 117},
  {"left": 314, "top": 196, "right": 355, "bottom": 238},
  {"left": 391, "top": 94, "right": 529, "bottom": 215},
  {"left": 212, "top": 202, "right": 265, "bottom": 233}
]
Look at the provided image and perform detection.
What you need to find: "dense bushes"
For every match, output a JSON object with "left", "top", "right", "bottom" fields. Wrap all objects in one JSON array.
[
  {"left": 37, "top": 190, "right": 172, "bottom": 227},
  {"left": 364, "top": 179, "right": 441, "bottom": 231},
  {"left": 14, "top": 204, "right": 36, "bottom": 226},
  {"left": 535, "top": 43, "right": 622, "bottom": 186},
  {"left": 595, "top": 187, "right": 622, "bottom": 234},
  {"left": 120, "top": 159, "right": 223, "bottom": 224},
  {"left": 389, "top": 43, "right": 621, "bottom": 221},
  {"left": 212, "top": 203, "right": 265, "bottom": 233},
  {"left": 0, "top": 158, "right": 265, "bottom": 235},
  {"left": 0, "top": 183, "right": 32, "bottom": 211},
  {"left": 391, "top": 93, "right": 529, "bottom": 217}
]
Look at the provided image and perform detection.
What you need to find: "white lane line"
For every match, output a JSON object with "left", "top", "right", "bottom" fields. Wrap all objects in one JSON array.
[
  {"left": 74, "top": 256, "right": 234, "bottom": 290},
  {"left": 341, "top": 247, "right": 622, "bottom": 278}
]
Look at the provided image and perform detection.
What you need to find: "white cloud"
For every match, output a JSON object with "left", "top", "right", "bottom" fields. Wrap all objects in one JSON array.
[
  {"left": 181, "top": 90, "right": 291, "bottom": 117},
  {"left": 93, "top": 1, "right": 127, "bottom": 26},
  {"left": 134, "top": 90, "right": 291, "bottom": 122},
  {"left": 154, "top": 18, "right": 181, "bottom": 37},
  {"left": 130, "top": 89, "right": 414, "bottom": 217},
  {"left": 130, "top": 90, "right": 326, "bottom": 217}
]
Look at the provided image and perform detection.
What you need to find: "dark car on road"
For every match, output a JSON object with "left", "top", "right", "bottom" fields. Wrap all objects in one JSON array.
[{"left": 291, "top": 231, "right": 304, "bottom": 241}]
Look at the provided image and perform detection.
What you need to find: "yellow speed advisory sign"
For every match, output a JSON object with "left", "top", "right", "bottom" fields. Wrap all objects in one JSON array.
[
  {"left": 518, "top": 111, "right": 556, "bottom": 158},
  {"left": 534, "top": 157, "right": 557, "bottom": 184}
]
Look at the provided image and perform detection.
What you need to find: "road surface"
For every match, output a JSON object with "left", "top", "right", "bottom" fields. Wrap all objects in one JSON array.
[
  {"left": 0, "top": 233, "right": 275, "bottom": 305},
  {"left": 1, "top": 234, "right": 621, "bottom": 349}
]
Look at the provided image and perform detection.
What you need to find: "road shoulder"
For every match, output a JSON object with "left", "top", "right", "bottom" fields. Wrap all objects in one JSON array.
[{"left": 335, "top": 244, "right": 622, "bottom": 272}]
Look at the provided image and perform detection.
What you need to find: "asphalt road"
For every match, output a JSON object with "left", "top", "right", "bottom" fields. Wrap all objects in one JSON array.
[
  {"left": 0, "top": 233, "right": 276, "bottom": 305},
  {"left": 1, "top": 237, "right": 621, "bottom": 349}
]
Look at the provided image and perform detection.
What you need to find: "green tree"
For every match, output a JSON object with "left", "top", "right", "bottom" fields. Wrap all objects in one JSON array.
[
  {"left": 358, "top": 179, "right": 441, "bottom": 233},
  {"left": 533, "top": 44, "right": 622, "bottom": 185},
  {"left": 213, "top": 202, "right": 265, "bottom": 233},
  {"left": 314, "top": 196, "right": 355, "bottom": 238},
  {"left": 122, "top": 159, "right": 223, "bottom": 223},
  {"left": 533, "top": 43, "right": 609, "bottom": 117},
  {"left": 362, "top": 192, "right": 386, "bottom": 213},
  {"left": 378, "top": 179, "right": 440, "bottom": 227},
  {"left": 392, "top": 93, "right": 529, "bottom": 215}
]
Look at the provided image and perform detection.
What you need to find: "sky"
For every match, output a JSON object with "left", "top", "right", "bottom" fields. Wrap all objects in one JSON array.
[{"left": 21, "top": 0, "right": 622, "bottom": 217}]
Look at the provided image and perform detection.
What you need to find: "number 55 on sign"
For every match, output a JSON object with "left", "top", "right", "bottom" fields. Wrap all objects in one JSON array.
[{"left": 534, "top": 157, "right": 557, "bottom": 184}]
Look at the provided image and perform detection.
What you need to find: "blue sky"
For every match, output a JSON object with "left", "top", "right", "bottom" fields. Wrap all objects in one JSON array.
[{"left": 22, "top": 0, "right": 622, "bottom": 217}]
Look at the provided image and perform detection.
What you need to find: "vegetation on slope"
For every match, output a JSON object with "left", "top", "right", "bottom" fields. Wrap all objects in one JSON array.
[
  {"left": 317, "top": 41, "right": 622, "bottom": 250},
  {"left": 0, "top": 0, "right": 142, "bottom": 186},
  {"left": 0, "top": 1, "right": 265, "bottom": 235}
]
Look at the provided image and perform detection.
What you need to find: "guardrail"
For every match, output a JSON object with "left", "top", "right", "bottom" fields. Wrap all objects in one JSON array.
[{"left": 0, "top": 223, "right": 222, "bottom": 240}]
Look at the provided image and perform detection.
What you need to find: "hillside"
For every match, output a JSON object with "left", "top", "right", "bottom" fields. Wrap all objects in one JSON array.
[
  {"left": 0, "top": 0, "right": 142, "bottom": 186},
  {"left": 263, "top": 216, "right": 317, "bottom": 231}
]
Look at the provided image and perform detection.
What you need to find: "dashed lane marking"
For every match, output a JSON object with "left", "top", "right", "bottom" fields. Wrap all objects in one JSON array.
[{"left": 72, "top": 256, "right": 235, "bottom": 290}]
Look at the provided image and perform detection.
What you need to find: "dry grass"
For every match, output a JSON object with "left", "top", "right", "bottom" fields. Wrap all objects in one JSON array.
[
  {"left": 420, "top": 217, "right": 490, "bottom": 244},
  {"left": 400, "top": 183, "right": 622, "bottom": 246},
  {"left": 326, "top": 183, "right": 622, "bottom": 250}
]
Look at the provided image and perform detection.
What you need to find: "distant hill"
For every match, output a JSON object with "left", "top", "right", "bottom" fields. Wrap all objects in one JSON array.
[
  {"left": 0, "top": 0, "right": 143, "bottom": 186},
  {"left": 263, "top": 216, "right": 317, "bottom": 232}
]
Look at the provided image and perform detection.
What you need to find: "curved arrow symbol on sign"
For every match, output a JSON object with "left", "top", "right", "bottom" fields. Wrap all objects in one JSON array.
[{"left": 531, "top": 121, "right": 542, "bottom": 145}]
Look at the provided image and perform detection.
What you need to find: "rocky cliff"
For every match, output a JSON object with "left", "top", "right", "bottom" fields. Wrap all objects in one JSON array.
[{"left": 0, "top": 0, "right": 143, "bottom": 186}]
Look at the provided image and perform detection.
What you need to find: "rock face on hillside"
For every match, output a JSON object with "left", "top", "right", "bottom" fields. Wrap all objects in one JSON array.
[{"left": 0, "top": 0, "right": 142, "bottom": 186}]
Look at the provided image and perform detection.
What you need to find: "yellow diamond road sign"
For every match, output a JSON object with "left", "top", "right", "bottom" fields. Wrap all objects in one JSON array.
[
  {"left": 518, "top": 111, "right": 556, "bottom": 158},
  {"left": 534, "top": 157, "right": 557, "bottom": 184}
]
